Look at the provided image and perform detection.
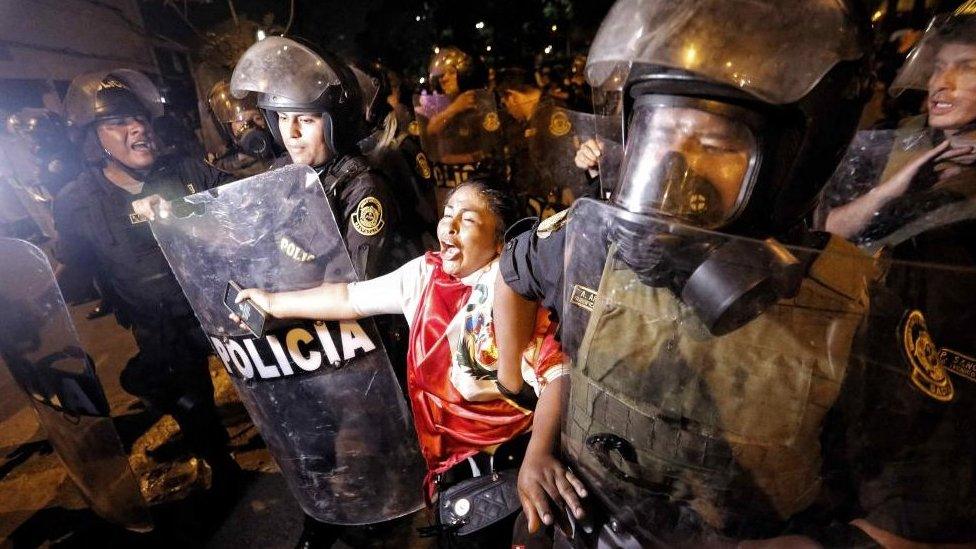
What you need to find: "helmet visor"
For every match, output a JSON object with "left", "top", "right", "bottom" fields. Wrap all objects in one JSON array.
[
  {"left": 230, "top": 36, "right": 341, "bottom": 104},
  {"left": 613, "top": 100, "right": 758, "bottom": 227},
  {"left": 63, "top": 69, "right": 163, "bottom": 128},
  {"left": 891, "top": 14, "right": 976, "bottom": 96},
  {"left": 586, "top": 0, "right": 864, "bottom": 104},
  {"left": 209, "top": 81, "right": 259, "bottom": 123}
]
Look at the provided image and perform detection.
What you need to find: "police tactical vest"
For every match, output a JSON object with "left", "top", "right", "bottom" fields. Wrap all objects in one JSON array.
[{"left": 565, "top": 236, "right": 873, "bottom": 538}]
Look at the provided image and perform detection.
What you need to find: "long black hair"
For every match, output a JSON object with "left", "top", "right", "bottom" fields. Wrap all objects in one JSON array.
[{"left": 448, "top": 177, "right": 520, "bottom": 244}]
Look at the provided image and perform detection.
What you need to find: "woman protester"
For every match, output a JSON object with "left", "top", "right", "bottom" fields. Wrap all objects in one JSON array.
[{"left": 233, "top": 180, "right": 568, "bottom": 547}]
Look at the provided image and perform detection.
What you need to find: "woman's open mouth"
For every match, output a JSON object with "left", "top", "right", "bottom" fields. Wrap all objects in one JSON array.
[{"left": 441, "top": 244, "right": 461, "bottom": 261}]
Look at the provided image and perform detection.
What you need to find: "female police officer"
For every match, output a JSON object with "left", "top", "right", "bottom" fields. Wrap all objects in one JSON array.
[{"left": 230, "top": 37, "right": 415, "bottom": 548}]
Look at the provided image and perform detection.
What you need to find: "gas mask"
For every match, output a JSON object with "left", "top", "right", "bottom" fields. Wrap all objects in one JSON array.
[
  {"left": 233, "top": 119, "right": 274, "bottom": 158},
  {"left": 610, "top": 97, "right": 805, "bottom": 335}
]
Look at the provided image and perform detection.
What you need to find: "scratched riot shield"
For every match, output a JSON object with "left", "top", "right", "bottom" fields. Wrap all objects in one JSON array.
[
  {"left": 591, "top": 89, "right": 624, "bottom": 198},
  {"left": 0, "top": 238, "right": 151, "bottom": 531},
  {"left": 521, "top": 108, "right": 599, "bottom": 214},
  {"left": 816, "top": 127, "right": 976, "bottom": 253},
  {"left": 411, "top": 90, "right": 506, "bottom": 209},
  {"left": 150, "top": 164, "right": 425, "bottom": 524},
  {"left": 558, "top": 198, "right": 976, "bottom": 545}
]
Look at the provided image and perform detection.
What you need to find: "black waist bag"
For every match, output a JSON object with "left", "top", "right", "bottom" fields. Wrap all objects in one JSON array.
[{"left": 438, "top": 469, "right": 521, "bottom": 536}]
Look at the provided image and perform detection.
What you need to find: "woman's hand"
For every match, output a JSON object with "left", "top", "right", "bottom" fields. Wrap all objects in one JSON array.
[
  {"left": 944, "top": 133, "right": 976, "bottom": 165},
  {"left": 236, "top": 288, "right": 274, "bottom": 314},
  {"left": 448, "top": 90, "right": 477, "bottom": 116},
  {"left": 517, "top": 449, "right": 587, "bottom": 533},
  {"left": 229, "top": 288, "right": 276, "bottom": 328},
  {"left": 933, "top": 138, "right": 976, "bottom": 180},
  {"left": 574, "top": 138, "right": 603, "bottom": 178}
]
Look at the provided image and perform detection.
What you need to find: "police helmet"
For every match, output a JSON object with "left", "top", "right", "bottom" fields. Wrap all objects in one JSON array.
[
  {"left": 589, "top": 0, "right": 874, "bottom": 237},
  {"left": 230, "top": 36, "right": 367, "bottom": 157}
]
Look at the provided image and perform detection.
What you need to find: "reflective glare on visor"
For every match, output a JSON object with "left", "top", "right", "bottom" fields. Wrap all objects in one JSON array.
[{"left": 615, "top": 105, "right": 757, "bottom": 226}]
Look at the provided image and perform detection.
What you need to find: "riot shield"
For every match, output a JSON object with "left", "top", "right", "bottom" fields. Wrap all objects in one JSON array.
[
  {"left": 817, "top": 128, "right": 976, "bottom": 252},
  {"left": 150, "top": 164, "right": 425, "bottom": 525},
  {"left": 0, "top": 238, "right": 151, "bottom": 532},
  {"left": 522, "top": 108, "right": 597, "bottom": 208},
  {"left": 558, "top": 198, "right": 976, "bottom": 544},
  {"left": 411, "top": 90, "right": 505, "bottom": 207},
  {"left": 591, "top": 89, "right": 624, "bottom": 198}
]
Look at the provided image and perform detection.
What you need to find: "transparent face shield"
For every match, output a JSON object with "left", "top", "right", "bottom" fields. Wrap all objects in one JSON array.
[
  {"left": 584, "top": 0, "right": 864, "bottom": 105},
  {"left": 613, "top": 99, "right": 758, "bottom": 227},
  {"left": 208, "top": 81, "right": 259, "bottom": 124},
  {"left": 890, "top": 14, "right": 976, "bottom": 95},
  {"left": 63, "top": 69, "right": 164, "bottom": 128}
]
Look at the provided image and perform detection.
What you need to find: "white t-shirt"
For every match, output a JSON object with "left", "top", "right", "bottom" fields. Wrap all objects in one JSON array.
[{"left": 347, "top": 256, "right": 567, "bottom": 401}]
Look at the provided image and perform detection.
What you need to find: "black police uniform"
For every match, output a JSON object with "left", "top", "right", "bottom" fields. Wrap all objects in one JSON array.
[
  {"left": 820, "top": 218, "right": 976, "bottom": 543},
  {"left": 363, "top": 132, "right": 438, "bottom": 241},
  {"left": 500, "top": 209, "right": 569, "bottom": 320},
  {"left": 53, "top": 154, "right": 234, "bottom": 468},
  {"left": 271, "top": 153, "right": 420, "bottom": 549},
  {"left": 271, "top": 153, "right": 402, "bottom": 279}
]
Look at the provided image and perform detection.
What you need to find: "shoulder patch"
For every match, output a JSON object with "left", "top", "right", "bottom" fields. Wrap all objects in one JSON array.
[
  {"left": 536, "top": 209, "right": 569, "bottom": 239},
  {"left": 901, "top": 310, "right": 954, "bottom": 402},
  {"left": 549, "top": 110, "right": 572, "bottom": 137},
  {"left": 415, "top": 152, "right": 432, "bottom": 180},
  {"left": 351, "top": 196, "right": 385, "bottom": 237},
  {"left": 483, "top": 112, "right": 501, "bottom": 132}
]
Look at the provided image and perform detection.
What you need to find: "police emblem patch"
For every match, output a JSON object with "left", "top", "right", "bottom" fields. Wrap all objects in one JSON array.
[
  {"left": 901, "top": 310, "right": 954, "bottom": 402},
  {"left": 351, "top": 196, "right": 385, "bottom": 236},
  {"left": 416, "top": 152, "right": 432, "bottom": 180},
  {"left": 536, "top": 209, "right": 568, "bottom": 239},
  {"left": 408, "top": 120, "right": 421, "bottom": 136},
  {"left": 570, "top": 284, "right": 597, "bottom": 312},
  {"left": 548, "top": 110, "right": 572, "bottom": 137},
  {"left": 483, "top": 112, "right": 501, "bottom": 132}
]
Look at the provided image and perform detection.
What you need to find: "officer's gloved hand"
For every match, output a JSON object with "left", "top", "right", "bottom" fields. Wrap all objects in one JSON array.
[{"left": 612, "top": 214, "right": 804, "bottom": 336}]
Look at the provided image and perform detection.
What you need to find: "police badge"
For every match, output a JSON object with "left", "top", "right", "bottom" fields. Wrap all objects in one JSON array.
[
  {"left": 901, "top": 310, "right": 954, "bottom": 402},
  {"left": 351, "top": 196, "right": 385, "bottom": 236},
  {"left": 482, "top": 111, "right": 501, "bottom": 132},
  {"left": 548, "top": 110, "right": 572, "bottom": 137}
]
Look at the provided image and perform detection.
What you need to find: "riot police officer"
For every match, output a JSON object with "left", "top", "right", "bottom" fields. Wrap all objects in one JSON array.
[
  {"left": 350, "top": 61, "right": 437, "bottom": 249},
  {"left": 206, "top": 80, "right": 276, "bottom": 178},
  {"left": 415, "top": 47, "right": 506, "bottom": 211},
  {"left": 230, "top": 37, "right": 416, "bottom": 548},
  {"left": 231, "top": 36, "right": 403, "bottom": 280},
  {"left": 496, "top": 67, "right": 598, "bottom": 214},
  {"left": 54, "top": 69, "right": 240, "bottom": 493},
  {"left": 814, "top": 13, "right": 976, "bottom": 543},
  {"left": 494, "top": 0, "right": 881, "bottom": 545}
]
